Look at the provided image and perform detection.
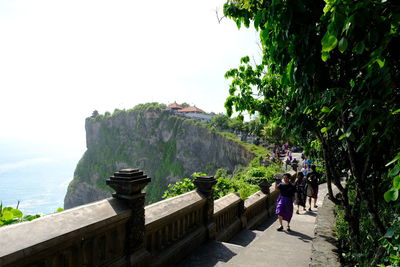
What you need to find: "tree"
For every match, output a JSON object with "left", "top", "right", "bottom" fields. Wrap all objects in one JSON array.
[
  {"left": 228, "top": 117, "right": 244, "bottom": 132},
  {"left": 91, "top": 110, "right": 99, "bottom": 118},
  {"left": 223, "top": 0, "right": 400, "bottom": 264},
  {"left": 210, "top": 114, "right": 230, "bottom": 130},
  {"left": 243, "top": 117, "right": 263, "bottom": 136},
  {"left": 180, "top": 102, "right": 190, "bottom": 108}
]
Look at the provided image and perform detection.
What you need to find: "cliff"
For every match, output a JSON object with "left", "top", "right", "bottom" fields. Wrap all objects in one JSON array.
[{"left": 64, "top": 106, "right": 255, "bottom": 208}]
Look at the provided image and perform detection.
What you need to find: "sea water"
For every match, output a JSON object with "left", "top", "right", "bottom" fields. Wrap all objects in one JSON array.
[{"left": 0, "top": 139, "right": 82, "bottom": 215}]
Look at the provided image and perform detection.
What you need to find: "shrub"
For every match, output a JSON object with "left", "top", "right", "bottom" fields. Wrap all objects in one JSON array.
[{"left": 0, "top": 202, "right": 40, "bottom": 227}]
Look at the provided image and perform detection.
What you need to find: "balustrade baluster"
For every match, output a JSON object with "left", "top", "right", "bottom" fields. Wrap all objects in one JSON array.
[
  {"left": 172, "top": 221, "right": 177, "bottom": 241},
  {"left": 166, "top": 224, "right": 172, "bottom": 246},
  {"left": 151, "top": 231, "right": 157, "bottom": 252}
]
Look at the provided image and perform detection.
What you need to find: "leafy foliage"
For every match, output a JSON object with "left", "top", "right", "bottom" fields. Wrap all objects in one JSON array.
[
  {"left": 162, "top": 172, "right": 239, "bottom": 200},
  {"left": 223, "top": 0, "right": 400, "bottom": 264},
  {"left": 163, "top": 161, "right": 283, "bottom": 200},
  {"left": 385, "top": 152, "right": 400, "bottom": 202},
  {"left": 0, "top": 202, "right": 40, "bottom": 227}
]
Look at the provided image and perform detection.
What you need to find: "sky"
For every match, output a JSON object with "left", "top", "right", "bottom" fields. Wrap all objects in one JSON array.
[{"left": 0, "top": 0, "right": 260, "bottom": 153}]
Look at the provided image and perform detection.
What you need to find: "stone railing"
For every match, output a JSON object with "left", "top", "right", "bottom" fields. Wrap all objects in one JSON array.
[
  {"left": 214, "top": 193, "right": 244, "bottom": 242},
  {"left": 0, "top": 169, "right": 279, "bottom": 267}
]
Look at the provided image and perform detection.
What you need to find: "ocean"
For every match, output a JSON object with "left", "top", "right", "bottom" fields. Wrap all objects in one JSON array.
[{"left": 0, "top": 139, "right": 83, "bottom": 215}]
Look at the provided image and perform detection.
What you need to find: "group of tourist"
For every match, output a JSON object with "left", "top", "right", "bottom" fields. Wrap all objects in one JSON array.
[{"left": 274, "top": 165, "right": 320, "bottom": 232}]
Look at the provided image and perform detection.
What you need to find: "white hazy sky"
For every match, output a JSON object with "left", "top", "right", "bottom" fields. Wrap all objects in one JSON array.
[{"left": 0, "top": 0, "right": 259, "bottom": 153}]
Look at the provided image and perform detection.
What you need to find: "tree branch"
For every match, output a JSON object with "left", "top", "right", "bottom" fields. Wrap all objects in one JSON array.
[{"left": 216, "top": 8, "right": 225, "bottom": 24}]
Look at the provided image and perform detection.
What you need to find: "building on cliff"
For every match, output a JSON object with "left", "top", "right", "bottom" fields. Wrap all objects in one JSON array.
[
  {"left": 166, "top": 102, "right": 214, "bottom": 123},
  {"left": 166, "top": 102, "right": 183, "bottom": 112}
]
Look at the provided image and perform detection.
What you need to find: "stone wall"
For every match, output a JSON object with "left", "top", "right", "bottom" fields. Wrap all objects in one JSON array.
[{"left": 1, "top": 169, "right": 278, "bottom": 267}]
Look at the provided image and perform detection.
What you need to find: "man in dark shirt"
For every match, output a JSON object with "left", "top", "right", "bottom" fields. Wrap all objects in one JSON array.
[{"left": 306, "top": 165, "right": 320, "bottom": 210}]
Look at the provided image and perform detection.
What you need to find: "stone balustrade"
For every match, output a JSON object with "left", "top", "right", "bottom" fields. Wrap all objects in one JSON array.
[
  {"left": 0, "top": 198, "right": 131, "bottom": 266},
  {"left": 144, "top": 191, "right": 207, "bottom": 266},
  {"left": 0, "top": 169, "right": 279, "bottom": 267},
  {"left": 214, "top": 193, "right": 243, "bottom": 242}
]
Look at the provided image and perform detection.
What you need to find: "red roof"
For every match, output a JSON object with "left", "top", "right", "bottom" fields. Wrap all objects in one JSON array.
[
  {"left": 176, "top": 106, "right": 205, "bottom": 113},
  {"left": 167, "top": 102, "right": 183, "bottom": 109}
]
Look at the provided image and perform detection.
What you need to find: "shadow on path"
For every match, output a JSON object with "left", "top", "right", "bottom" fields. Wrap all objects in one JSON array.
[
  {"left": 228, "top": 215, "right": 277, "bottom": 247},
  {"left": 175, "top": 240, "right": 238, "bottom": 267},
  {"left": 296, "top": 211, "right": 317, "bottom": 217},
  {"left": 286, "top": 229, "right": 313, "bottom": 243}
]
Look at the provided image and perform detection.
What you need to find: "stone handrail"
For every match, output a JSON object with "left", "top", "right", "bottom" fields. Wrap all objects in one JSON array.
[
  {"left": 0, "top": 169, "right": 280, "bottom": 267},
  {"left": 214, "top": 193, "right": 243, "bottom": 241},
  {"left": 144, "top": 191, "right": 207, "bottom": 266},
  {"left": 0, "top": 198, "right": 131, "bottom": 266}
]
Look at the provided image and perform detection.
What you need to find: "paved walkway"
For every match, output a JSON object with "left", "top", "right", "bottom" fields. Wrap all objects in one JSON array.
[
  {"left": 177, "top": 153, "right": 329, "bottom": 267},
  {"left": 177, "top": 185, "right": 328, "bottom": 267},
  {"left": 222, "top": 186, "right": 327, "bottom": 266}
]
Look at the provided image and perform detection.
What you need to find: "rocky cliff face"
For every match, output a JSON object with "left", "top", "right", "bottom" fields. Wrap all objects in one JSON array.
[{"left": 64, "top": 107, "right": 255, "bottom": 209}]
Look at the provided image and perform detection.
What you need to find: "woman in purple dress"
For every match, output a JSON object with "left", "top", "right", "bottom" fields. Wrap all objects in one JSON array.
[{"left": 275, "top": 173, "right": 296, "bottom": 231}]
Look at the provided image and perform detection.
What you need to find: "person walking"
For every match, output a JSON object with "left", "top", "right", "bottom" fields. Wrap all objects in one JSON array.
[
  {"left": 275, "top": 173, "right": 296, "bottom": 231},
  {"left": 306, "top": 165, "right": 320, "bottom": 211},
  {"left": 301, "top": 164, "right": 310, "bottom": 178},
  {"left": 294, "top": 172, "right": 306, "bottom": 214}
]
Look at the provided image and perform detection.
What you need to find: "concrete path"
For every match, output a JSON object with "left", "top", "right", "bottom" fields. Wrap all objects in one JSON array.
[
  {"left": 177, "top": 186, "right": 327, "bottom": 267},
  {"left": 221, "top": 187, "right": 326, "bottom": 267},
  {"left": 177, "top": 152, "right": 330, "bottom": 267}
]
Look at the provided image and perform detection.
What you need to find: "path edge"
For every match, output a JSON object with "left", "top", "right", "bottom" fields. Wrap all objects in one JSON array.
[{"left": 310, "top": 192, "right": 341, "bottom": 267}]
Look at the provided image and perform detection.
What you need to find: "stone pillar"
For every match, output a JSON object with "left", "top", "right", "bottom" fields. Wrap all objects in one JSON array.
[
  {"left": 238, "top": 197, "right": 247, "bottom": 228},
  {"left": 258, "top": 179, "right": 271, "bottom": 195},
  {"left": 259, "top": 179, "right": 272, "bottom": 217},
  {"left": 193, "top": 176, "right": 217, "bottom": 239},
  {"left": 106, "top": 168, "right": 151, "bottom": 266}
]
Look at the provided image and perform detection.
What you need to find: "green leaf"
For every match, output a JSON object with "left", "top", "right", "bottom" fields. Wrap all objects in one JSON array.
[
  {"left": 384, "top": 227, "right": 396, "bottom": 238},
  {"left": 236, "top": 18, "right": 242, "bottom": 29},
  {"left": 254, "top": 12, "right": 262, "bottom": 30},
  {"left": 339, "top": 133, "right": 346, "bottom": 140},
  {"left": 376, "top": 58, "right": 385, "bottom": 68},
  {"left": 393, "top": 176, "right": 400, "bottom": 190},
  {"left": 386, "top": 153, "right": 400, "bottom": 166},
  {"left": 392, "top": 109, "right": 400, "bottom": 115},
  {"left": 354, "top": 41, "right": 365, "bottom": 54},
  {"left": 384, "top": 188, "right": 399, "bottom": 202},
  {"left": 321, "top": 127, "right": 328, "bottom": 133},
  {"left": 321, "top": 51, "right": 330, "bottom": 62},
  {"left": 322, "top": 33, "right": 338, "bottom": 52},
  {"left": 1, "top": 210, "right": 13, "bottom": 221},
  {"left": 321, "top": 106, "right": 330, "bottom": 113},
  {"left": 240, "top": 56, "right": 250, "bottom": 64},
  {"left": 389, "top": 165, "right": 400, "bottom": 177},
  {"left": 338, "top": 37, "right": 348, "bottom": 53},
  {"left": 11, "top": 209, "right": 23, "bottom": 218},
  {"left": 286, "top": 60, "right": 294, "bottom": 82}
]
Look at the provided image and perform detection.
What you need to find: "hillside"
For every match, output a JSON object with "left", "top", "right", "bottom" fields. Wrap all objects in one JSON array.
[{"left": 64, "top": 104, "right": 256, "bottom": 208}]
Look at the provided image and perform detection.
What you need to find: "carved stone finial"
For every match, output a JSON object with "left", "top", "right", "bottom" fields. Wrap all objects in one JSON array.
[
  {"left": 193, "top": 176, "right": 217, "bottom": 196},
  {"left": 106, "top": 168, "right": 151, "bottom": 265},
  {"left": 106, "top": 168, "right": 151, "bottom": 200},
  {"left": 259, "top": 179, "right": 271, "bottom": 195}
]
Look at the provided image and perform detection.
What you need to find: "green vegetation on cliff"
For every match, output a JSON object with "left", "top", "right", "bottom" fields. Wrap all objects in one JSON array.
[
  {"left": 163, "top": 160, "right": 283, "bottom": 200},
  {"left": 65, "top": 102, "right": 257, "bottom": 207}
]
